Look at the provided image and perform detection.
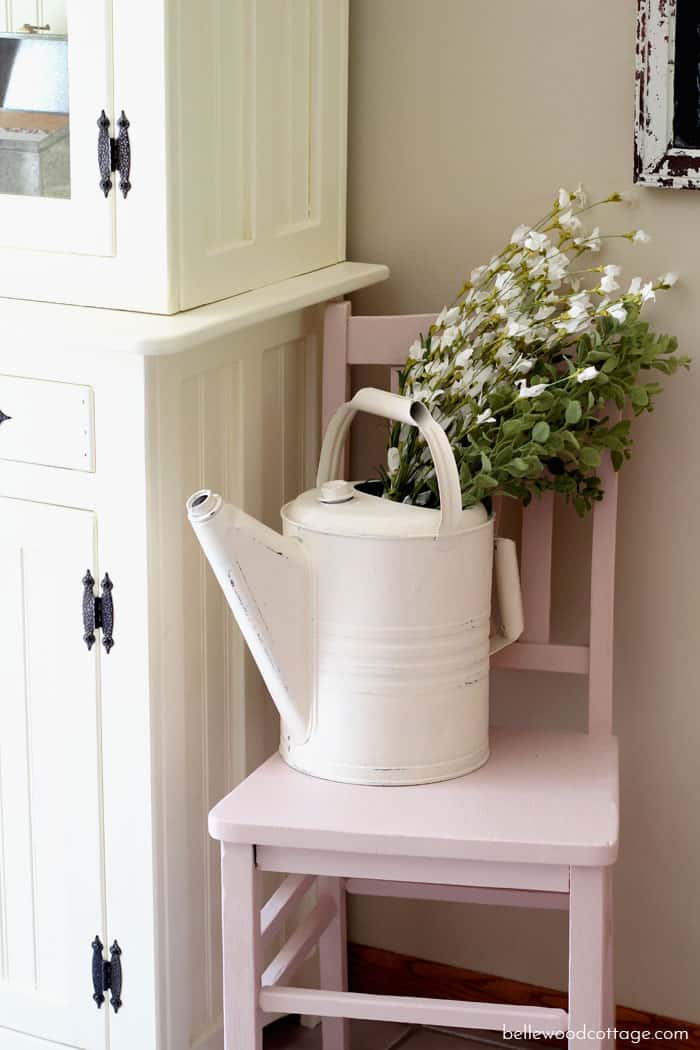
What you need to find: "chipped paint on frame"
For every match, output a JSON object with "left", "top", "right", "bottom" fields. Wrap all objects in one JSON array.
[{"left": 635, "top": 0, "right": 700, "bottom": 189}]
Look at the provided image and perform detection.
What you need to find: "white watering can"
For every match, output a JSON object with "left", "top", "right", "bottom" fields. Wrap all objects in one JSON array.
[{"left": 187, "top": 388, "right": 524, "bottom": 785}]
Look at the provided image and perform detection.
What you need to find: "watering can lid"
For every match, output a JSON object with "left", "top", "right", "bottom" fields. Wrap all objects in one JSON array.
[{"left": 281, "top": 481, "right": 488, "bottom": 539}]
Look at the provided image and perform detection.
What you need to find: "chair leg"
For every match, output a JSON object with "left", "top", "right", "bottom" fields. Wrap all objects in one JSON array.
[
  {"left": 221, "top": 843, "right": 263, "bottom": 1050},
  {"left": 318, "top": 876, "right": 351, "bottom": 1050},
  {"left": 603, "top": 868, "right": 615, "bottom": 1030},
  {"left": 569, "top": 866, "right": 613, "bottom": 1049}
]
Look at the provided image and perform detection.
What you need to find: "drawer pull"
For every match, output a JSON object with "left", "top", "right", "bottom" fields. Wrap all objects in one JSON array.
[{"left": 0, "top": 409, "right": 10, "bottom": 425}]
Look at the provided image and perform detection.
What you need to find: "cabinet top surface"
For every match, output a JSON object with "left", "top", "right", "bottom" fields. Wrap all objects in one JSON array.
[{"left": 0, "top": 262, "right": 389, "bottom": 357}]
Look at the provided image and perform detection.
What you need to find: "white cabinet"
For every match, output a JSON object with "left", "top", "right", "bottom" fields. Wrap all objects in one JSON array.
[
  {"left": 0, "top": 0, "right": 349, "bottom": 314},
  {"left": 0, "top": 263, "right": 387, "bottom": 1050},
  {"left": 0, "top": 500, "right": 106, "bottom": 1050}
]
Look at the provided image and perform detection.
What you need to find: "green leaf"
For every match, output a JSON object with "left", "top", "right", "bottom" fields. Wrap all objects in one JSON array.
[
  {"left": 502, "top": 417, "right": 531, "bottom": 438},
  {"left": 602, "top": 355, "right": 619, "bottom": 374},
  {"left": 507, "top": 457, "right": 529, "bottom": 476},
  {"left": 532, "top": 421, "right": 550, "bottom": 443},
  {"left": 480, "top": 451, "right": 492, "bottom": 473},
  {"left": 611, "top": 449, "right": 624, "bottom": 471},
  {"left": 629, "top": 385, "right": 649, "bottom": 408},
  {"left": 580, "top": 446, "right": 601, "bottom": 468},
  {"left": 565, "top": 400, "right": 582, "bottom": 425}
]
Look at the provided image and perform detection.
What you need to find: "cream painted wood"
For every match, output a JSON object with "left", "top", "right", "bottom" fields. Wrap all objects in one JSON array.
[
  {"left": 0, "top": 0, "right": 349, "bottom": 313},
  {"left": 0, "top": 498, "right": 105, "bottom": 1050},
  {"left": 177, "top": 0, "right": 348, "bottom": 310},
  {"left": 0, "top": 282, "right": 357, "bottom": 1047},
  {"left": 0, "top": 375, "right": 94, "bottom": 470}
]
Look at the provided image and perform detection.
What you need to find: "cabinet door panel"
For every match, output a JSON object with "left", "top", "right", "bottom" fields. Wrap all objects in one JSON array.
[
  {"left": 177, "top": 0, "right": 348, "bottom": 309},
  {"left": 0, "top": 1, "right": 115, "bottom": 256},
  {"left": 0, "top": 498, "right": 106, "bottom": 1050}
]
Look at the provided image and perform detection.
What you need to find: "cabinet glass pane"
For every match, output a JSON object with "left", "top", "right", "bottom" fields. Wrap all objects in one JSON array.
[{"left": 0, "top": 6, "right": 70, "bottom": 200}]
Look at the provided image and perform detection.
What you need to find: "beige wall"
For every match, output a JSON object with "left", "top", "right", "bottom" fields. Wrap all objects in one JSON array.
[{"left": 346, "top": 0, "right": 700, "bottom": 1023}]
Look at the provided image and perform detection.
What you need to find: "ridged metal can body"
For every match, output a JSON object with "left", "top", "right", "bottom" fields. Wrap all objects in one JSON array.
[{"left": 279, "top": 511, "right": 494, "bottom": 785}]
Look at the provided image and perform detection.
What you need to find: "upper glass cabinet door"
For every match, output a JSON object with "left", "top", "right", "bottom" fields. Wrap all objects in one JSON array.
[{"left": 0, "top": 1, "right": 115, "bottom": 256}]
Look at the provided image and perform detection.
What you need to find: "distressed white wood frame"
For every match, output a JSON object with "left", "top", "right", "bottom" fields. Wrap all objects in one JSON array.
[{"left": 635, "top": 0, "right": 700, "bottom": 188}]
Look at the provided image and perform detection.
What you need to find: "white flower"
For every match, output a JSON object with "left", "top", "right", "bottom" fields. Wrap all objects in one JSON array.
[
  {"left": 600, "top": 272, "right": 620, "bottom": 294},
  {"left": 534, "top": 305, "right": 556, "bottom": 321},
  {"left": 455, "top": 346, "right": 474, "bottom": 368},
  {"left": 608, "top": 302, "right": 627, "bottom": 324},
  {"left": 407, "top": 339, "right": 424, "bottom": 360},
  {"left": 574, "top": 183, "right": 587, "bottom": 207},
  {"left": 569, "top": 291, "right": 592, "bottom": 316},
  {"left": 633, "top": 229, "right": 651, "bottom": 244},
  {"left": 387, "top": 447, "right": 401, "bottom": 473},
  {"left": 470, "top": 265, "right": 486, "bottom": 284},
  {"left": 546, "top": 247, "right": 569, "bottom": 280},
  {"left": 558, "top": 187, "right": 571, "bottom": 209},
  {"left": 579, "top": 226, "right": 601, "bottom": 252},
  {"left": 640, "top": 281, "right": 655, "bottom": 303},
  {"left": 660, "top": 271, "right": 678, "bottom": 287},
  {"left": 628, "top": 276, "right": 642, "bottom": 295},
  {"left": 511, "top": 357, "right": 535, "bottom": 375},
  {"left": 436, "top": 305, "right": 461, "bottom": 328},
  {"left": 557, "top": 315, "right": 591, "bottom": 335},
  {"left": 559, "top": 209, "right": 582, "bottom": 233},
  {"left": 516, "top": 379, "right": 548, "bottom": 399},
  {"left": 524, "top": 230, "right": 549, "bottom": 252},
  {"left": 511, "top": 224, "right": 530, "bottom": 246},
  {"left": 441, "top": 325, "right": 460, "bottom": 348},
  {"left": 600, "top": 264, "right": 622, "bottom": 294},
  {"left": 506, "top": 319, "right": 530, "bottom": 339},
  {"left": 476, "top": 409, "right": 496, "bottom": 425},
  {"left": 577, "top": 366, "right": 599, "bottom": 383}
]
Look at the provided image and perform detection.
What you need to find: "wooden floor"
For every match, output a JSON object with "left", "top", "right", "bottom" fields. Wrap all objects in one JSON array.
[{"left": 264, "top": 1016, "right": 508, "bottom": 1048}]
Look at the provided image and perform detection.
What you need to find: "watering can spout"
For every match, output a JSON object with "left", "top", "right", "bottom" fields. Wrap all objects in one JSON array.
[{"left": 186, "top": 490, "right": 313, "bottom": 743}]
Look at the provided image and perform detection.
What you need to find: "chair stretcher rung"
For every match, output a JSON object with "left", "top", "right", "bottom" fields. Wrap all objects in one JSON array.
[
  {"left": 261, "top": 874, "right": 315, "bottom": 945},
  {"left": 261, "top": 895, "right": 336, "bottom": 988},
  {"left": 259, "top": 985, "right": 569, "bottom": 1033}
]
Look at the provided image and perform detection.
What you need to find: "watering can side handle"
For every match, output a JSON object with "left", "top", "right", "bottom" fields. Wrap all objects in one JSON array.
[
  {"left": 490, "top": 537, "right": 525, "bottom": 654},
  {"left": 316, "top": 387, "right": 463, "bottom": 534}
]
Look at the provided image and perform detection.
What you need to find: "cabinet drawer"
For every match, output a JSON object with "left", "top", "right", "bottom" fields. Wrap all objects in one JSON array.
[{"left": 0, "top": 375, "right": 95, "bottom": 471}]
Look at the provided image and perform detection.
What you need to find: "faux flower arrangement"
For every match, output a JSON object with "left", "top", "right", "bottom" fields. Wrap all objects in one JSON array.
[{"left": 382, "top": 187, "right": 689, "bottom": 515}]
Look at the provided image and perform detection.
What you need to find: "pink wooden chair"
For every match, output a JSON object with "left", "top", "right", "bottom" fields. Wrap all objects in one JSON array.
[{"left": 209, "top": 300, "right": 619, "bottom": 1049}]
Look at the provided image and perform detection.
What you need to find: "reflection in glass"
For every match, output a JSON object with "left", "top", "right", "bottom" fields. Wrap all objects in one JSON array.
[{"left": 0, "top": 29, "right": 70, "bottom": 198}]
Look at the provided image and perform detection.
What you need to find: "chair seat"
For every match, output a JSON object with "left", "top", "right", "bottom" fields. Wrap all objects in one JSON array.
[{"left": 209, "top": 727, "right": 619, "bottom": 867}]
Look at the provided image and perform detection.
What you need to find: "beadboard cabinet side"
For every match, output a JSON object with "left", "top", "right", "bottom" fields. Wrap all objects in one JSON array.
[{"left": 145, "top": 306, "right": 322, "bottom": 1050}]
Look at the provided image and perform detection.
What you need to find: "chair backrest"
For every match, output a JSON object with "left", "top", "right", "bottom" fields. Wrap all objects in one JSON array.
[{"left": 322, "top": 300, "right": 618, "bottom": 736}]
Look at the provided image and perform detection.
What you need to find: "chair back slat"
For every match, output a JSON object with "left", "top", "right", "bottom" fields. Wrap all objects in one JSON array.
[
  {"left": 519, "top": 493, "right": 555, "bottom": 644},
  {"left": 321, "top": 302, "right": 618, "bottom": 735},
  {"left": 587, "top": 454, "right": 618, "bottom": 734},
  {"left": 347, "top": 314, "right": 437, "bottom": 365}
]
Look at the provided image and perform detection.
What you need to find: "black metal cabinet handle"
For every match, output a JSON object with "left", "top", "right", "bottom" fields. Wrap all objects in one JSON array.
[
  {"left": 97, "top": 110, "right": 132, "bottom": 199},
  {"left": 82, "top": 571, "right": 115, "bottom": 653},
  {"left": 91, "top": 935, "right": 123, "bottom": 1013},
  {"left": 0, "top": 409, "right": 10, "bottom": 425}
]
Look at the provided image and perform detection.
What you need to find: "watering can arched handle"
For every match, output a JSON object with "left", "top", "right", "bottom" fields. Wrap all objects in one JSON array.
[{"left": 317, "top": 387, "right": 463, "bottom": 535}]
